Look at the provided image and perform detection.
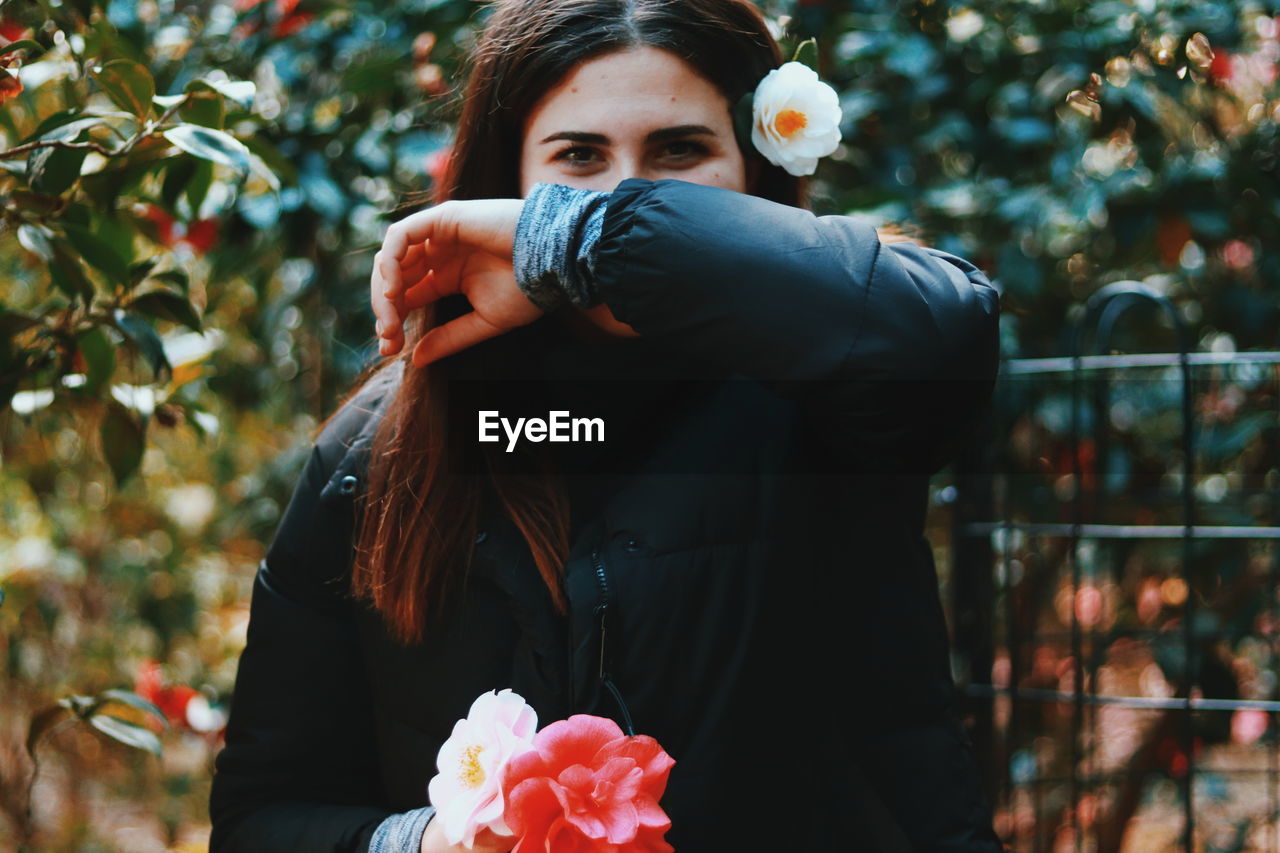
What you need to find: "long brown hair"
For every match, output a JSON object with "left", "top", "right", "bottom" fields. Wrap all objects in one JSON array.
[{"left": 327, "top": 0, "right": 834, "bottom": 646}]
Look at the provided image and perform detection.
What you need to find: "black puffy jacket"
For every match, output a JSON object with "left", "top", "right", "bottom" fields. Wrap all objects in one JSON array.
[{"left": 209, "top": 178, "right": 1005, "bottom": 852}]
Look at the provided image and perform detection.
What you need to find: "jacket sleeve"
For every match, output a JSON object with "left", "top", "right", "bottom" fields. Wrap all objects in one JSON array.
[
  {"left": 209, "top": 387, "right": 407, "bottom": 852},
  {"left": 592, "top": 178, "right": 1001, "bottom": 475}
]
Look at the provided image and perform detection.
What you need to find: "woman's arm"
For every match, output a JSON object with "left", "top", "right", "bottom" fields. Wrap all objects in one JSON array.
[
  {"left": 371, "top": 179, "right": 999, "bottom": 473},
  {"left": 534, "top": 178, "right": 1002, "bottom": 474}
]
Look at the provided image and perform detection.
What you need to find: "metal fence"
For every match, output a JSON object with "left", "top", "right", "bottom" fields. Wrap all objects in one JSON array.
[{"left": 951, "top": 282, "right": 1280, "bottom": 852}]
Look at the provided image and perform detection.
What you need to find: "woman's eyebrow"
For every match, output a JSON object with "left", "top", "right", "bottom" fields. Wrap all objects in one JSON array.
[{"left": 538, "top": 124, "right": 717, "bottom": 145}]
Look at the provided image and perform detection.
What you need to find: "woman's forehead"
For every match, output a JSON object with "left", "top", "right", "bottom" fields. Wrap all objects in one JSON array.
[{"left": 522, "top": 45, "right": 730, "bottom": 138}]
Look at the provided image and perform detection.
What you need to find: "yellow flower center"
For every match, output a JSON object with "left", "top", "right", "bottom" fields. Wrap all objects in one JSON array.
[
  {"left": 774, "top": 109, "right": 807, "bottom": 139},
  {"left": 458, "top": 744, "right": 486, "bottom": 789}
]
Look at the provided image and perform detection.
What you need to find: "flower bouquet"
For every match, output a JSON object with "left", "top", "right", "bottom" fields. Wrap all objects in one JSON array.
[{"left": 427, "top": 689, "right": 676, "bottom": 852}]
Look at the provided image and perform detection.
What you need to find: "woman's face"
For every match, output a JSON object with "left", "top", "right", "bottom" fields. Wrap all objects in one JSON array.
[{"left": 519, "top": 45, "right": 752, "bottom": 337}]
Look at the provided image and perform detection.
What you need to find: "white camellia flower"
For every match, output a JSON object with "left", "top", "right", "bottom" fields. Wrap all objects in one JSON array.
[
  {"left": 750, "top": 60, "right": 843, "bottom": 177},
  {"left": 427, "top": 688, "right": 538, "bottom": 848}
]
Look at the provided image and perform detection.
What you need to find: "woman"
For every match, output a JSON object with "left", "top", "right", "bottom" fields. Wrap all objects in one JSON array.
[{"left": 209, "top": 1, "right": 1005, "bottom": 851}]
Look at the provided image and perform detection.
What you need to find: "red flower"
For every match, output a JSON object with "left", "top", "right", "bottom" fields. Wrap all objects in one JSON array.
[
  {"left": 134, "top": 659, "right": 228, "bottom": 734},
  {"left": 135, "top": 660, "right": 200, "bottom": 728},
  {"left": 232, "top": 0, "right": 312, "bottom": 39},
  {"left": 1207, "top": 47, "right": 1233, "bottom": 84},
  {"left": 271, "top": 0, "right": 313, "bottom": 39},
  {"left": 181, "top": 218, "right": 220, "bottom": 255},
  {"left": 141, "top": 204, "right": 176, "bottom": 246},
  {"left": 501, "top": 714, "right": 675, "bottom": 853},
  {"left": 139, "top": 205, "right": 219, "bottom": 255},
  {"left": 0, "top": 67, "right": 21, "bottom": 103},
  {"left": 0, "top": 17, "right": 29, "bottom": 42}
]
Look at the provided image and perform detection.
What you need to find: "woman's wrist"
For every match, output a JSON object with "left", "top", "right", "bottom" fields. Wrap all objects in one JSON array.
[
  {"left": 369, "top": 805, "right": 436, "bottom": 853},
  {"left": 512, "top": 181, "right": 610, "bottom": 311}
]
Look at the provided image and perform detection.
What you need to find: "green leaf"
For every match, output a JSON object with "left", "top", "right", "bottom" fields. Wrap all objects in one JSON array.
[
  {"left": 22, "top": 110, "right": 136, "bottom": 147},
  {"left": 112, "top": 310, "right": 171, "bottom": 380},
  {"left": 100, "top": 399, "right": 145, "bottom": 485},
  {"left": 183, "top": 78, "right": 242, "bottom": 118},
  {"left": 82, "top": 17, "right": 145, "bottom": 66},
  {"left": 56, "top": 694, "right": 98, "bottom": 717},
  {"left": 186, "top": 158, "right": 214, "bottom": 215},
  {"left": 0, "top": 39, "right": 45, "bottom": 60},
  {"left": 160, "top": 156, "right": 197, "bottom": 210},
  {"left": 93, "top": 212, "right": 138, "bottom": 265},
  {"left": 129, "top": 288, "right": 203, "bottom": 333},
  {"left": 162, "top": 124, "right": 251, "bottom": 174},
  {"left": 204, "top": 78, "right": 255, "bottom": 108},
  {"left": 21, "top": 108, "right": 79, "bottom": 145},
  {"left": 37, "top": 117, "right": 107, "bottom": 145},
  {"left": 49, "top": 240, "right": 96, "bottom": 304},
  {"left": 151, "top": 269, "right": 190, "bottom": 294},
  {"left": 179, "top": 88, "right": 225, "bottom": 130},
  {"left": 17, "top": 224, "right": 55, "bottom": 261},
  {"left": 61, "top": 223, "right": 132, "bottom": 289},
  {"left": 29, "top": 144, "right": 88, "bottom": 195},
  {"left": 77, "top": 144, "right": 172, "bottom": 211},
  {"left": 98, "top": 688, "right": 170, "bottom": 729},
  {"left": 129, "top": 258, "right": 159, "bottom": 285},
  {"left": 75, "top": 326, "right": 115, "bottom": 393},
  {"left": 91, "top": 60, "right": 155, "bottom": 120},
  {"left": 87, "top": 712, "right": 162, "bottom": 756}
]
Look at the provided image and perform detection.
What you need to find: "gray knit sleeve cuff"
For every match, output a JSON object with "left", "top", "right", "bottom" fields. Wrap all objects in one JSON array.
[
  {"left": 513, "top": 181, "right": 610, "bottom": 311},
  {"left": 369, "top": 805, "right": 436, "bottom": 853}
]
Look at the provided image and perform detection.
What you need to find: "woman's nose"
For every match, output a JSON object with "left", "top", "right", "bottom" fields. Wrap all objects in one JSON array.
[
  {"left": 611, "top": 161, "right": 642, "bottom": 187},
  {"left": 611, "top": 154, "right": 667, "bottom": 187}
]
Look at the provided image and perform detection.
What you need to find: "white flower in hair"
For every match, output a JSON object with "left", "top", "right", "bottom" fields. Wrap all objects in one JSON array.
[{"left": 750, "top": 61, "right": 842, "bottom": 177}]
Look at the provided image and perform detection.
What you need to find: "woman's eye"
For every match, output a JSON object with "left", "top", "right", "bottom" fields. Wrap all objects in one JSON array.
[
  {"left": 554, "top": 146, "right": 601, "bottom": 167},
  {"left": 661, "top": 140, "right": 709, "bottom": 161}
]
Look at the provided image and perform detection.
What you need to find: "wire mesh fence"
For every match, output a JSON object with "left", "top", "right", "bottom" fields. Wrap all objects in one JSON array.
[{"left": 951, "top": 284, "right": 1280, "bottom": 852}]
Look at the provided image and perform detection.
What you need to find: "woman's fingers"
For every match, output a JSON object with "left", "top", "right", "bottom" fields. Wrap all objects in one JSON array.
[
  {"left": 371, "top": 250, "right": 406, "bottom": 356},
  {"left": 375, "top": 242, "right": 459, "bottom": 356},
  {"left": 373, "top": 200, "right": 525, "bottom": 362},
  {"left": 404, "top": 248, "right": 465, "bottom": 310},
  {"left": 411, "top": 310, "right": 504, "bottom": 368},
  {"left": 402, "top": 269, "right": 439, "bottom": 311},
  {"left": 382, "top": 205, "right": 456, "bottom": 300},
  {"left": 381, "top": 200, "right": 522, "bottom": 300}
]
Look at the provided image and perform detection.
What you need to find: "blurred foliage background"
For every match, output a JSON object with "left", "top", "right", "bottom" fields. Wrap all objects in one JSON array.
[{"left": 0, "top": 0, "right": 1276, "bottom": 849}]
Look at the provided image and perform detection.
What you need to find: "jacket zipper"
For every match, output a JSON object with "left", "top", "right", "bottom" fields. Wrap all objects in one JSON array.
[{"left": 591, "top": 549, "right": 636, "bottom": 737}]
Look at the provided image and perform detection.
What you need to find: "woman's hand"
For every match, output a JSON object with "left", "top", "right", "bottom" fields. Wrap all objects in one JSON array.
[
  {"left": 371, "top": 198, "right": 540, "bottom": 368},
  {"left": 419, "top": 818, "right": 515, "bottom": 853}
]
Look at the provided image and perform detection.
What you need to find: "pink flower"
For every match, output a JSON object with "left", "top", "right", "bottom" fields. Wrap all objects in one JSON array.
[
  {"left": 501, "top": 714, "right": 675, "bottom": 853},
  {"left": 1232, "top": 709, "right": 1269, "bottom": 745},
  {"left": 427, "top": 689, "right": 538, "bottom": 848}
]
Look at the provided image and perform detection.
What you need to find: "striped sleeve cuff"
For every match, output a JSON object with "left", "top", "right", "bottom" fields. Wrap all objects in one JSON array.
[
  {"left": 368, "top": 806, "right": 436, "bottom": 853},
  {"left": 513, "top": 181, "right": 610, "bottom": 311}
]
